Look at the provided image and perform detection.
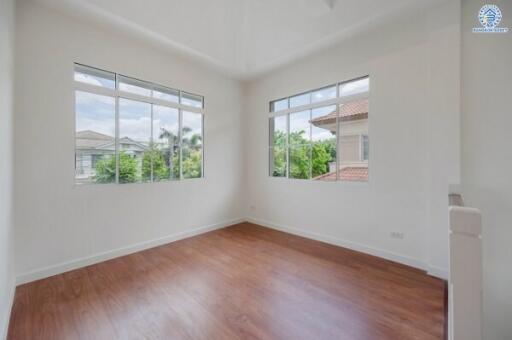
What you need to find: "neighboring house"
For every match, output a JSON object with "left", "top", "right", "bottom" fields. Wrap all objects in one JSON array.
[
  {"left": 310, "top": 98, "right": 369, "bottom": 181},
  {"left": 75, "top": 130, "right": 148, "bottom": 182}
]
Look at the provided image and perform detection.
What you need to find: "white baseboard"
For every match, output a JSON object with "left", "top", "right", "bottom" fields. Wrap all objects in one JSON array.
[
  {"left": 1, "top": 278, "right": 15, "bottom": 340},
  {"left": 15, "top": 216, "right": 448, "bottom": 286},
  {"left": 246, "top": 216, "right": 449, "bottom": 279},
  {"left": 427, "top": 265, "right": 449, "bottom": 280},
  {"left": 16, "top": 218, "right": 245, "bottom": 285}
]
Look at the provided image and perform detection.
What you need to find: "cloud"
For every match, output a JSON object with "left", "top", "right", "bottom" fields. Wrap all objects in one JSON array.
[
  {"left": 76, "top": 118, "right": 115, "bottom": 137},
  {"left": 120, "top": 117, "right": 152, "bottom": 142},
  {"left": 340, "top": 78, "right": 369, "bottom": 97},
  {"left": 182, "top": 112, "right": 202, "bottom": 135},
  {"left": 290, "top": 111, "right": 310, "bottom": 134},
  {"left": 74, "top": 73, "right": 103, "bottom": 87},
  {"left": 312, "top": 127, "right": 333, "bottom": 141},
  {"left": 75, "top": 91, "right": 115, "bottom": 121}
]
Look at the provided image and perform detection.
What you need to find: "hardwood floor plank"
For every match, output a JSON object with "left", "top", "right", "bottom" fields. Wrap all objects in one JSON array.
[{"left": 8, "top": 222, "right": 446, "bottom": 340}]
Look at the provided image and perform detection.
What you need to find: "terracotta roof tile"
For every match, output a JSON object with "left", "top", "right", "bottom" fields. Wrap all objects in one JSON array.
[
  {"left": 310, "top": 98, "right": 368, "bottom": 126},
  {"left": 313, "top": 167, "right": 368, "bottom": 182}
]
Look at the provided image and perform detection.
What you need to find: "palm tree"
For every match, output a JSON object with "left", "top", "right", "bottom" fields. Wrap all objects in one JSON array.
[
  {"left": 159, "top": 126, "right": 202, "bottom": 178},
  {"left": 188, "top": 133, "right": 202, "bottom": 147},
  {"left": 159, "top": 127, "right": 183, "bottom": 178},
  {"left": 180, "top": 126, "right": 202, "bottom": 148}
]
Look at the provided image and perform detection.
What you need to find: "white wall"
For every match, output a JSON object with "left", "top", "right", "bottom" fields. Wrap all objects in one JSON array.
[
  {"left": 0, "top": 0, "right": 15, "bottom": 337},
  {"left": 461, "top": 1, "right": 512, "bottom": 339},
  {"left": 10, "top": 1, "right": 512, "bottom": 338},
  {"left": 14, "top": 0, "right": 245, "bottom": 282},
  {"left": 12, "top": 0, "right": 461, "bottom": 284},
  {"left": 244, "top": 1, "right": 461, "bottom": 277}
]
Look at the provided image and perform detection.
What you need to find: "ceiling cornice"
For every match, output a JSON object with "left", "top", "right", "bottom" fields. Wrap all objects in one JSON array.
[{"left": 33, "top": 0, "right": 444, "bottom": 81}]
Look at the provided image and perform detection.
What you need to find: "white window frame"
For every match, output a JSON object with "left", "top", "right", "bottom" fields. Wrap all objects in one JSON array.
[
  {"left": 360, "top": 134, "right": 369, "bottom": 162},
  {"left": 74, "top": 64, "right": 205, "bottom": 185},
  {"left": 269, "top": 75, "right": 369, "bottom": 182}
]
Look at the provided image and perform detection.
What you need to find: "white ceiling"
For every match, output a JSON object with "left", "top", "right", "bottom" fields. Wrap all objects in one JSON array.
[{"left": 36, "top": 0, "right": 442, "bottom": 79}]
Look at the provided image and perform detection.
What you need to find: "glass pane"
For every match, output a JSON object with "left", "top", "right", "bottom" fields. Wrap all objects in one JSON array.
[
  {"left": 312, "top": 85, "right": 336, "bottom": 103},
  {"left": 181, "top": 92, "right": 203, "bottom": 108},
  {"left": 146, "top": 144, "right": 179, "bottom": 182},
  {"left": 271, "top": 98, "right": 288, "bottom": 112},
  {"left": 153, "top": 85, "right": 179, "bottom": 103},
  {"left": 269, "top": 115, "right": 287, "bottom": 147},
  {"left": 340, "top": 77, "right": 369, "bottom": 97},
  {"left": 74, "top": 64, "right": 115, "bottom": 89},
  {"left": 338, "top": 98, "right": 369, "bottom": 182},
  {"left": 289, "top": 92, "right": 311, "bottom": 108},
  {"left": 289, "top": 145, "right": 311, "bottom": 180},
  {"left": 153, "top": 105, "right": 179, "bottom": 145},
  {"left": 182, "top": 111, "right": 203, "bottom": 179},
  {"left": 182, "top": 111, "right": 203, "bottom": 147},
  {"left": 289, "top": 110, "right": 311, "bottom": 145},
  {"left": 119, "top": 98, "right": 152, "bottom": 183},
  {"left": 270, "top": 146, "right": 286, "bottom": 177},
  {"left": 182, "top": 146, "right": 202, "bottom": 179},
  {"left": 75, "top": 91, "right": 116, "bottom": 184},
  {"left": 362, "top": 135, "right": 369, "bottom": 161},
  {"left": 153, "top": 105, "right": 179, "bottom": 181},
  {"left": 311, "top": 105, "right": 337, "bottom": 181},
  {"left": 119, "top": 76, "right": 152, "bottom": 97}
]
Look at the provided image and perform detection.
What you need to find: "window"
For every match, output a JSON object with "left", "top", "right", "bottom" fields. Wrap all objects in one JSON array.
[
  {"left": 153, "top": 85, "right": 179, "bottom": 103},
  {"left": 361, "top": 135, "right": 369, "bottom": 161},
  {"left": 118, "top": 75, "right": 152, "bottom": 97},
  {"left": 118, "top": 98, "right": 152, "bottom": 183},
  {"left": 312, "top": 85, "right": 336, "bottom": 103},
  {"left": 270, "top": 98, "right": 288, "bottom": 112},
  {"left": 181, "top": 92, "right": 204, "bottom": 108},
  {"left": 75, "top": 91, "right": 116, "bottom": 183},
  {"left": 181, "top": 111, "right": 203, "bottom": 179},
  {"left": 153, "top": 105, "right": 180, "bottom": 181},
  {"left": 74, "top": 64, "right": 115, "bottom": 89},
  {"left": 269, "top": 115, "right": 287, "bottom": 177},
  {"left": 289, "top": 92, "right": 311, "bottom": 108},
  {"left": 74, "top": 64, "right": 204, "bottom": 184},
  {"left": 269, "top": 76, "right": 369, "bottom": 182}
]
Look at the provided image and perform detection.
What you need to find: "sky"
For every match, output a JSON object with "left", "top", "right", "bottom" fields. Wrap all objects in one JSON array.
[
  {"left": 75, "top": 68, "right": 202, "bottom": 144},
  {"left": 75, "top": 91, "right": 115, "bottom": 137},
  {"left": 272, "top": 105, "right": 336, "bottom": 143},
  {"left": 269, "top": 77, "right": 369, "bottom": 145},
  {"left": 271, "top": 77, "right": 369, "bottom": 112},
  {"left": 75, "top": 69, "right": 365, "bottom": 147},
  {"left": 76, "top": 92, "right": 200, "bottom": 143}
]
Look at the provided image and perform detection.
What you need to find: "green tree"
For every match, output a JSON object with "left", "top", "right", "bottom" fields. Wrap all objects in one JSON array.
[
  {"left": 271, "top": 147, "right": 286, "bottom": 177},
  {"left": 312, "top": 142, "right": 331, "bottom": 178},
  {"left": 94, "top": 154, "right": 116, "bottom": 183},
  {"left": 289, "top": 130, "right": 311, "bottom": 179},
  {"left": 172, "top": 153, "right": 180, "bottom": 179},
  {"left": 290, "top": 144, "right": 310, "bottom": 179},
  {"left": 142, "top": 147, "right": 170, "bottom": 181},
  {"left": 159, "top": 127, "right": 184, "bottom": 179},
  {"left": 94, "top": 152, "right": 138, "bottom": 183},
  {"left": 182, "top": 128, "right": 201, "bottom": 147},
  {"left": 270, "top": 129, "right": 335, "bottom": 179},
  {"left": 158, "top": 126, "right": 202, "bottom": 179},
  {"left": 270, "top": 130, "right": 287, "bottom": 176},
  {"left": 95, "top": 127, "right": 203, "bottom": 183},
  {"left": 182, "top": 148, "right": 202, "bottom": 178},
  {"left": 181, "top": 129, "right": 202, "bottom": 179}
]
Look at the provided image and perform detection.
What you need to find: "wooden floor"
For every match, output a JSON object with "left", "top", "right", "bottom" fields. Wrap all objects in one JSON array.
[{"left": 8, "top": 223, "right": 446, "bottom": 340}]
